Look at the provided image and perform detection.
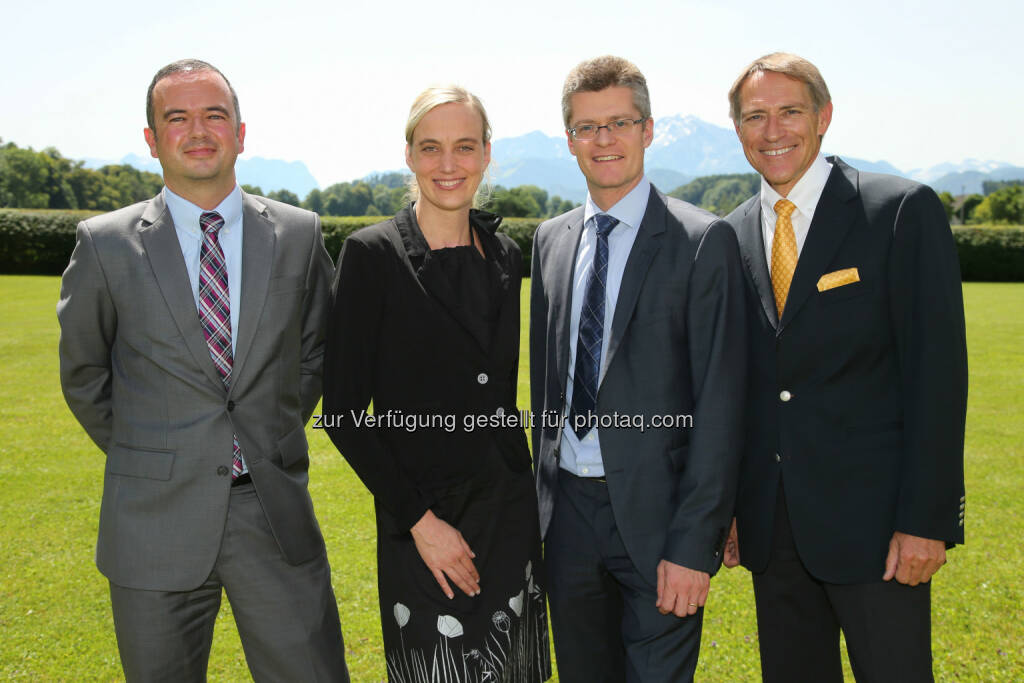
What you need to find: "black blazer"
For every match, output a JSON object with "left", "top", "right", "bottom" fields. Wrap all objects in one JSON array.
[
  {"left": 726, "top": 158, "right": 968, "bottom": 584},
  {"left": 323, "top": 205, "right": 530, "bottom": 532}
]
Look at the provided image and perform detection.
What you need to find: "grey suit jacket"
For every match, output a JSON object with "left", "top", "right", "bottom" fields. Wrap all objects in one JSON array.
[
  {"left": 58, "top": 191, "right": 334, "bottom": 591},
  {"left": 530, "top": 186, "right": 747, "bottom": 582}
]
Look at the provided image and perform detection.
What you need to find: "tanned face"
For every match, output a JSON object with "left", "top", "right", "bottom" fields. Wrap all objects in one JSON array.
[{"left": 734, "top": 70, "right": 832, "bottom": 197}]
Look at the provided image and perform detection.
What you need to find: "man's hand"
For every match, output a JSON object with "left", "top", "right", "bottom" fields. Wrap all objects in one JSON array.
[
  {"left": 883, "top": 531, "right": 946, "bottom": 586},
  {"left": 656, "top": 560, "right": 709, "bottom": 617},
  {"left": 723, "top": 517, "right": 740, "bottom": 568},
  {"left": 411, "top": 510, "right": 480, "bottom": 599}
]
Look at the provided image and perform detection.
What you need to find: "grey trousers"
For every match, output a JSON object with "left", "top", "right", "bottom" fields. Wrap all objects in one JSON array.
[{"left": 109, "top": 482, "right": 349, "bottom": 682}]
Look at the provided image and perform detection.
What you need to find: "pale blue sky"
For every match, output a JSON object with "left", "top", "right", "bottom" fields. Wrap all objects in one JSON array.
[{"left": 2, "top": 0, "right": 1018, "bottom": 186}]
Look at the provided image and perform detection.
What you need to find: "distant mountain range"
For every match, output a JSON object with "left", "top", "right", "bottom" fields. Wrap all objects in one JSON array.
[
  {"left": 86, "top": 115, "right": 1024, "bottom": 202},
  {"left": 83, "top": 154, "right": 320, "bottom": 198}
]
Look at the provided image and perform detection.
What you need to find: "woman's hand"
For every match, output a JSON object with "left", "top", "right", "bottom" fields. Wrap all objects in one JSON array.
[{"left": 410, "top": 509, "right": 481, "bottom": 599}]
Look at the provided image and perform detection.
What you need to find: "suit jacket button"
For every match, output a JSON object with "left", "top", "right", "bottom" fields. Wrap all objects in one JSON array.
[
  {"left": 477, "top": 372, "right": 489, "bottom": 385},
  {"left": 227, "top": 400, "right": 235, "bottom": 411},
  {"left": 775, "top": 453, "right": 782, "bottom": 463},
  {"left": 779, "top": 390, "right": 792, "bottom": 402},
  {"left": 217, "top": 465, "right": 229, "bottom": 476}
]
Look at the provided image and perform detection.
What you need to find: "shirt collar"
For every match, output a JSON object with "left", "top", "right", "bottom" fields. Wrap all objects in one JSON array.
[
  {"left": 584, "top": 175, "right": 651, "bottom": 231},
  {"left": 759, "top": 153, "right": 832, "bottom": 220},
  {"left": 164, "top": 184, "right": 243, "bottom": 237}
]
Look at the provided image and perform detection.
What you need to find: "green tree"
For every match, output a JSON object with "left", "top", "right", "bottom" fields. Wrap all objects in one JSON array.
[
  {"left": 489, "top": 185, "right": 543, "bottom": 217},
  {"left": 0, "top": 143, "right": 52, "bottom": 208},
  {"left": 981, "top": 179, "right": 1023, "bottom": 196},
  {"left": 303, "top": 188, "right": 324, "bottom": 214},
  {"left": 961, "top": 194, "right": 985, "bottom": 223},
  {"left": 701, "top": 178, "right": 751, "bottom": 215},
  {"left": 668, "top": 173, "right": 760, "bottom": 216},
  {"left": 241, "top": 184, "right": 264, "bottom": 195},
  {"left": 972, "top": 186, "right": 1024, "bottom": 224},
  {"left": 938, "top": 191, "right": 956, "bottom": 221},
  {"left": 267, "top": 189, "right": 300, "bottom": 206}
]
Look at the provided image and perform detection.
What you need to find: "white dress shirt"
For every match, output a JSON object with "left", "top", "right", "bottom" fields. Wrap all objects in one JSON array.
[
  {"left": 759, "top": 154, "right": 832, "bottom": 270},
  {"left": 560, "top": 176, "right": 651, "bottom": 477}
]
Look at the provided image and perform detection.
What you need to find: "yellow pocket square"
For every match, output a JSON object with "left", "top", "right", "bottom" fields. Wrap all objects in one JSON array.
[{"left": 817, "top": 268, "right": 860, "bottom": 292}]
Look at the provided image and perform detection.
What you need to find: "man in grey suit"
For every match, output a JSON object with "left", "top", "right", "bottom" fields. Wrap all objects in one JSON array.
[
  {"left": 530, "top": 55, "right": 746, "bottom": 682},
  {"left": 58, "top": 59, "right": 349, "bottom": 681}
]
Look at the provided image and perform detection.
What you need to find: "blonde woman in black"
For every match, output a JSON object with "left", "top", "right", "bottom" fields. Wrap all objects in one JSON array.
[{"left": 323, "top": 86, "right": 551, "bottom": 683}]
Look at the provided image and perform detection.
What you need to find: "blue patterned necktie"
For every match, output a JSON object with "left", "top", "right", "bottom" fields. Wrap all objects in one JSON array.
[
  {"left": 198, "top": 211, "right": 244, "bottom": 480},
  {"left": 569, "top": 213, "right": 619, "bottom": 438}
]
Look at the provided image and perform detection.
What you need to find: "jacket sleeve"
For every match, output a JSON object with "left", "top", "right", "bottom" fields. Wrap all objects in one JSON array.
[
  {"left": 298, "top": 212, "right": 335, "bottom": 423},
  {"left": 663, "top": 218, "right": 747, "bottom": 575},
  {"left": 528, "top": 228, "right": 548, "bottom": 456},
  {"left": 322, "top": 235, "right": 433, "bottom": 532},
  {"left": 57, "top": 221, "right": 117, "bottom": 453},
  {"left": 888, "top": 184, "right": 968, "bottom": 543}
]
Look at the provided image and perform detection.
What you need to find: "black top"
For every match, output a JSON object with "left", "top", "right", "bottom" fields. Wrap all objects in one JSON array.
[
  {"left": 405, "top": 207, "right": 502, "bottom": 351},
  {"left": 322, "top": 204, "right": 530, "bottom": 531}
]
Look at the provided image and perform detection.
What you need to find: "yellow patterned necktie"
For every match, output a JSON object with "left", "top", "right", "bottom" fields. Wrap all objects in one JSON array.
[{"left": 771, "top": 199, "right": 798, "bottom": 317}]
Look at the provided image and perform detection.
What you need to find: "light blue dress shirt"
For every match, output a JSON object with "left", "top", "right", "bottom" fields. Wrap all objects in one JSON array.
[
  {"left": 164, "top": 185, "right": 244, "bottom": 355},
  {"left": 559, "top": 176, "right": 651, "bottom": 477},
  {"left": 164, "top": 185, "right": 246, "bottom": 474}
]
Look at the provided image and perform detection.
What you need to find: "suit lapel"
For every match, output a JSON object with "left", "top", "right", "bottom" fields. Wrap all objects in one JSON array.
[
  {"left": 139, "top": 195, "right": 227, "bottom": 392},
  {"left": 230, "top": 195, "right": 274, "bottom": 393},
  {"left": 734, "top": 195, "right": 778, "bottom": 329},
  {"left": 605, "top": 187, "right": 665, "bottom": 370},
  {"left": 779, "top": 159, "right": 858, "bottom": 331},
  {"left": 551, "top": 212, "right": 585, "bottom": 393}
]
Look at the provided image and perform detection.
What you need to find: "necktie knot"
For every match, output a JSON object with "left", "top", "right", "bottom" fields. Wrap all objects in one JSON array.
[
  {"left": 594, "top": 213, "right": 619, "bottom": 238},
  {"left": 774, "top": 199, "right": 796, "bottom": 220},
  {"left": 200, "top": 211, "right": 225, "bottom": 235}
]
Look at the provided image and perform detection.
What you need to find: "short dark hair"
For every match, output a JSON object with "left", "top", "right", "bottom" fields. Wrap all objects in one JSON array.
[
  {"left": 561, "top": 55, "right": 651, "bottom": 129},
  {"left": 146, "top": 59, "right": 240, "bottom": 133}
]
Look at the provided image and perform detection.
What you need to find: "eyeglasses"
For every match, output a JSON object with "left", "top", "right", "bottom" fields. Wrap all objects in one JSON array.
[{"left": 568, "top": 118, "right": 647, "bottom": 140}]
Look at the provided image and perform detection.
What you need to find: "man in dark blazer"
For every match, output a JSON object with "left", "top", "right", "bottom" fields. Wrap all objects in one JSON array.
[
  {"left": 530, "top": 55, "right": 746, "bottom": 682},
  {"left": 722, "top": 52, "right": 968, "bottom": 682},
  {"left": 57, "top": 59, "right": 348, "bottom": 681}
]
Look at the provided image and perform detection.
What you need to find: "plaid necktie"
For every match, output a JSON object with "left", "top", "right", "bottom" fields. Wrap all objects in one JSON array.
[
  {"left": 198, "top": 211, "right": 244, "bottom": 480},
  {"left": 569, "top": 213, "right": 619, "bottom": 438},
  {"left": 771, "top": 199, "right": 798, "bottom": 317}
]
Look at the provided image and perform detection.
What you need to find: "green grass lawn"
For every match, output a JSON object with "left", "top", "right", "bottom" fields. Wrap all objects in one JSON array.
[{"left": 1, "top": 276, "right": 1021, "bottom": 681}]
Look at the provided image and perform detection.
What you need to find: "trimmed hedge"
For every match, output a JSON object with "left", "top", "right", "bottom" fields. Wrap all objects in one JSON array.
[
  {"left": 953, "top": 226, "right": 1024, "bottom": 281},
  {"left": 3, "top": 208, "right": 1022, "bottom": 281},
  {"left": 0, "top": 209, "right": 101, "bottom": 275}
]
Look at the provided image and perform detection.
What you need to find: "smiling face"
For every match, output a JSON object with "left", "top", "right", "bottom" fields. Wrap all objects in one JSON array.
[
  {"left": 735, "top": 70, "right": 832, "bottom": 197},
  {"left": 567, "top": 86, "right": 653, "bottom": 210},
  {"left": 144, "top": 69, "right": 244, "bottom": 204},
  {"left": 405, "top": 101, "right": 490, "bottom": 216}
]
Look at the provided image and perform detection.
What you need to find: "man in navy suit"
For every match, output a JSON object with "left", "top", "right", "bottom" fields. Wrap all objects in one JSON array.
[
  {"left": 723, "top": 52, "right": 967, "bottom": 682},
  {"left": 531, "top": 55, "right": 746, "bottom": 682}
]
